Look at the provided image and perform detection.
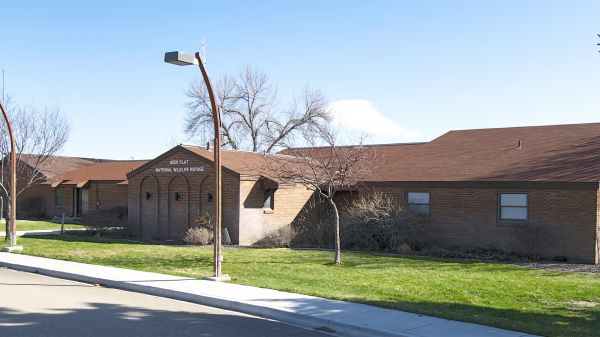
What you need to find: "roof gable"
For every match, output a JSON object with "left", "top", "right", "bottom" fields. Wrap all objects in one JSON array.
[
  {"left": 126, "top": 145, "right": 240, "bottom": 179},
  {"left": 127, "top": 145, "right": 292, "bottom": 182}
]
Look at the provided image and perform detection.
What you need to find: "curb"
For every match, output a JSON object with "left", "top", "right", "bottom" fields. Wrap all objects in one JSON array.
[{"left": 0, "top": 256, "right": 412, "bottom": 337}]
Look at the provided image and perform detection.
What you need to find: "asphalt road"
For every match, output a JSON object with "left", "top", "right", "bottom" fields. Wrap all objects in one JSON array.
[{"left": 0, "top": 268, "right": 333, "bottom": 337}]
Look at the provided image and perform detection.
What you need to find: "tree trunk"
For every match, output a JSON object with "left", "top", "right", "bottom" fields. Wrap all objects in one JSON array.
[{"left": 328, "top": 198, "right": 341, "bottom": 265}]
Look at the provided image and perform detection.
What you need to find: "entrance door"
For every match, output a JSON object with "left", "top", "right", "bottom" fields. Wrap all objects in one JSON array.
[
  {"left": 168, "top": 176, "right": 189, "bottom": 240},
  {"left": 140, "top": 176, "right": 159, "bottom": 239},
  {"left": 81, "top": 188, "right": 89, "bottom": 215},
  {"left": 73, "top": 188, "right": 82, "bottom": 217}
]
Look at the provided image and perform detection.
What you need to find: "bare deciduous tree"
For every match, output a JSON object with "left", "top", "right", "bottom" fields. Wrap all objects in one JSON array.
[
  {"left": 185, "top": 66, "right": 330, "bottom": 152},
  {"left": 0, "top": 98, "right": 69, "bottom": 238},
  {"left": 270, "top": 126, "right": 373, "bottom": 264}
]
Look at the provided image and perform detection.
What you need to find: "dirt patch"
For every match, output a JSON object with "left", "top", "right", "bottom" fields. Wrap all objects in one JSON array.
[
  {"left": 567, "top": 300, "right": 597, "bottom": 308},
  {"left": 516, "top": 262, "right": 600, "bottom": 274}
]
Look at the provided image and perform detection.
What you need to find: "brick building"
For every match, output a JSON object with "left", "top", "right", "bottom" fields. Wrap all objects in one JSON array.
[
  {"left": 15, "top": 155, "right": 106, "bottom": 218},
  {"left": 12, "top": 122, "right": 600, "bottom": 263},
  {"left": 17, "top": 157, "right": 146, "bottom": 219},
  {"left": 126, "top": 145, "right": 313, "bottom": 244},
  {"left": 337, "top": 122, "right": 600, "bottom": 264},
  {"left": 47, "top": 160, "right": 147, "bottom": 218}
]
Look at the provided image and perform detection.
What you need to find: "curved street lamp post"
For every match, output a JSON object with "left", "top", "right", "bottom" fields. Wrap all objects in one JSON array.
[
  {"left": 164, "top": 51, "right": 229, "bottom": 281},
  {"left": 0, "top": 100, "right": 21, "bottom": 252}
]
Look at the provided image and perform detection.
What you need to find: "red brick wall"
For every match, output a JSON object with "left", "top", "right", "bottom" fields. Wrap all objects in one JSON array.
[
  {"left": 127, "top": 147, "right": 315, "bottom": 245},
  {"left": 18, "top": 185, "right": 76, "bottom": 219},
  {"left": 17, "top": 184, "right": 54, "bottom": 218},
  {"left": 358, "top": 183, "right": 599, "bottom": 263},
  {"left": 127, "top": 149, "right": 240, "bottom": 241},
  {"left": 87, "top": 182, "right": 128, "bottom": 212},
  {"left": 238, "top": 180, "right": 314, "bottom": 245},
  {"left": 596, "top": 188, "right": 600, "bottom": 264},
  {"left": 18, "top": 182, "right": 129, "bottom": 220}
]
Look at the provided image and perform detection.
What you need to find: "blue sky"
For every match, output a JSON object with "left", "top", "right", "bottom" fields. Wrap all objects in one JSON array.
[{"left": 1, "top": 0, "right": 599, "bottom": 159}]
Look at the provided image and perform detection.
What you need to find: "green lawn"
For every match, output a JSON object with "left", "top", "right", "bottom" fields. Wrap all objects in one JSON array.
[
  {"left": 13, "top": 235, "right": 600, "bottom": 337},
  {"left": 2, "top": 220, "right": 89, "bottom": 231}
]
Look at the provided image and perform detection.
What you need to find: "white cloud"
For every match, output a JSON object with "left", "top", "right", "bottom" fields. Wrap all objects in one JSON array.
[{"left": 329, "top": 100, "right": 418, "bottom": 141}]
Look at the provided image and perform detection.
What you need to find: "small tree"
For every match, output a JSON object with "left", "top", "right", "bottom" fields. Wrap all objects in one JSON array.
[
  {"left": 271, "top": 126, "right": 373, "bottom": 264},
  {"left": 0, "top": 98, "right": 69, "bottom": 239},
  {"left": 185, "top": 66, "right": 330, "bottom": 153}
]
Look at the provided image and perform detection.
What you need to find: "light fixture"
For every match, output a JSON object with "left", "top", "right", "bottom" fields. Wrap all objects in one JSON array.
[{"left": 164, "top": 51, "right": 198, "bottom": 66}]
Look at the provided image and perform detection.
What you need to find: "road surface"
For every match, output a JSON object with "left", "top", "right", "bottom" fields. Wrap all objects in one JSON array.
[{"left": 0, "top": 267, "right": 333, "bottom": 337}]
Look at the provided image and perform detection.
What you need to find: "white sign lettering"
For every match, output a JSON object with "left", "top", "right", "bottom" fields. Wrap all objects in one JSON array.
[
  {"left": 155, "top": 159, "right": 204, "bottom": 174},
  {"left": 170, "top": 159, "right": 189, "bottom": 165},
  {"left": 155, "top": 166, "right": 204, "bottom": 173}
]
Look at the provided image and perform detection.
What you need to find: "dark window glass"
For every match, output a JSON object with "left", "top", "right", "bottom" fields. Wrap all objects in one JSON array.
[
  {"left": 499, "top": 193, "right": 527, "bottom": 221},
  {"left": 55, "top": 187, "right": 64, "bottom": 206},
  {"left": 408, "top": 192, "right": 430, "bottom": 216},
  {"left": 263, "top": 189, "right": 274, "bottom": 209}
]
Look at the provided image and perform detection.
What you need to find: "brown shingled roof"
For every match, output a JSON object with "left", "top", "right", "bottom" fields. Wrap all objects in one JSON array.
[
  {"left": 127, "top": 122, "right": 600, "bottom": 185},
  {"left": 285, "top": 122, "right": 600, "bottom": 183},
  {"left": 53, "top": 160, "right": 148, "bottom": 187},
  {"left": 183, "top": 146, "right": 290, "bottom": 179},
  {"left": 18, "top": 154, "right": 105, "bottom": 180}
]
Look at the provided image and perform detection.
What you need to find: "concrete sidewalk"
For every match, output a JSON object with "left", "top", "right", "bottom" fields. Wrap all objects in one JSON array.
[{"left": 0, "top": 253, "right": 537, "bottom": 337}]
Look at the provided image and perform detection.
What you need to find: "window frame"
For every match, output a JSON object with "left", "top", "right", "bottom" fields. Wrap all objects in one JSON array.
[
  {"left": 407, "top": 191, "right": 431, "bottom": 216},
  {"left": 497, "top": 192, "right": 528, "bottom": 224},
  {"left": 263, "top": 188, "right": 274, "bottom": 212},
  {"left": 55, "top": 187, "right": 64, "bottom": 206}
]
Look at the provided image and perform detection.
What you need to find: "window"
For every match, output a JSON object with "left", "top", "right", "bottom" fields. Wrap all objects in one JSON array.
[
  {"left": 408, "top": 192, "right": 430, "bottom": 216},
  {"left": 55, "top": 187, "right": 64, "bottom": 206},
  {"left": 499, "top": 193, "right": 528, "bottom": 221},
  {"left": 263, "top": 189, "right": 274, "bottom": 210}
]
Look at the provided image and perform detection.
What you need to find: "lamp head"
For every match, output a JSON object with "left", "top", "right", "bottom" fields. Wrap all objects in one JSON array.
[{"left": 164, "top": 51, "right": 198, "bottom": 66}]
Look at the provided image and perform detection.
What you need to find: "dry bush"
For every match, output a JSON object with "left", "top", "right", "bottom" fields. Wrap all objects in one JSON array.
[
  {"left": 184, "top": 226, "right": 213, "bottom": 245},
  {"left": 424, "top": 246, "right": 523, "bottom": 261},
  {"left": 254, "top": 225, "right": 296, "bottom": 248},
  {"left": 192, "top": 212, "right": 214, "bottom": 230},
  {"left": 18, "top": 196, "right": 46, "bottom": 219},
  {"left": 341, "top": 191, "right": 433, "bottom": 252},
  {"left": 512, "top": 224, "right": 546, "bottom": 260},
  {"left": 185, "top": 211, "right": 225, "bottom": 246},
  {"left": 80, "top": 207, "right": 127, "bottom": 230},
  {"left": 290, "top": 195, "right": 334, "bottom": 247}
]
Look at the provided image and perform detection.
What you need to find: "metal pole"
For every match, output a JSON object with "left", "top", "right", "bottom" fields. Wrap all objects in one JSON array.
[
  {"left": 0, "top": 99, "right": 17, "bottom": 248},
  {"left": 1, "top": 70, "right": 5, "bottom": 228},
  {"left": 194, "top": 52, "right": 223, "bottom": 278}
]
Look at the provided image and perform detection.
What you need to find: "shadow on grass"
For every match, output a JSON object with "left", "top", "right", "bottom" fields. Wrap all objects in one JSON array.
[
  {"left": 20, "top": 235, "right": 553, "bottom": 273},
  {"left": 21, "top": 234, "right": 162, "bottom": 246},
  {"left": 290, "top": 248, "right": 536, "bottom": 273}
]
